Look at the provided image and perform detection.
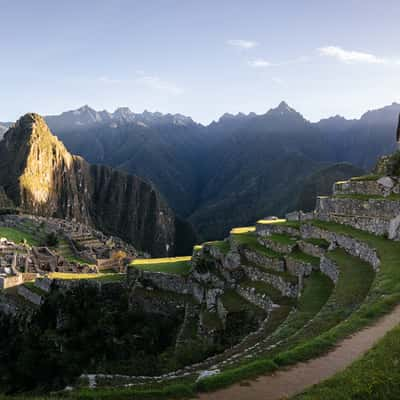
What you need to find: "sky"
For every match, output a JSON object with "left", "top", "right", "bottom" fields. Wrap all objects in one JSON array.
[{"left": 1, "top": 0, "right": 400, "bottom": 124}]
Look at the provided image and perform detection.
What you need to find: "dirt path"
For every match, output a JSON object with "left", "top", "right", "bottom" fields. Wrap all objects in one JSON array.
[{"left": 198, "top": 304, "right": 400, "bottom": 400}]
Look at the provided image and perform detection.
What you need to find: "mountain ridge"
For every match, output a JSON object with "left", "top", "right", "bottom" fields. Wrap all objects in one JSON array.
[
  {"left": 0, "top": 113, "right": 179, "bottom": 256},
  {"left": 2, "top": 101, "right": 399, "bottom": 240}
]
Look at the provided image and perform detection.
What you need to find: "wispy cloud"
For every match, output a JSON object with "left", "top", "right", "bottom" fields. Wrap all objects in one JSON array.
[
  {"left": 135, "top": 75, "right": 184, "bottom": 95},
  {"left": 248, "top": 59, "right": 271, "bottom": 67},
  {"left": 227, "top": 39, "right": 258, "bottom": 49},
  {"left": 248, "top": 56, "right": 309, "bottom": 68},
  {"left": 98, "top": 74, "right": 183, "bottom": 95},
  {"left": 318, "top": 46, "right": 385, "bottom": 64}
]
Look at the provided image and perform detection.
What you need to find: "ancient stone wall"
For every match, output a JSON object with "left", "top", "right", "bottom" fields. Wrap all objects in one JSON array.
[
  {"left": 244, "top": 265, "right": 298, "bottom": 298},
  {"left": 320, "top": 256, "right": 339, "bottom": 284},
  {"left": 236, "top": 286, "right": 274, "bottom": 310},
  {"left": 300, "top": 224, "right": 380, "bottom": 270},
  {"left": 17, "top": 285, "right": 43, "bottom": 306}
]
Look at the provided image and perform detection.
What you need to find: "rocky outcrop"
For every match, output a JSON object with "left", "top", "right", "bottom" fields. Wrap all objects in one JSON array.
[{"left": 0, "top": 114, "right": 176, "bottom": 256}]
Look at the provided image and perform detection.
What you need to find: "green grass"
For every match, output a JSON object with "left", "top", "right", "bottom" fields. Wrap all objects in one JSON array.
[
  {"left": 130, "top": 257, "right": 192, "bottom": 275},
  {"left": 295, "top": 323, "right": 400, "bottom": 400},
  {"left": 350, "top": 174, "right": 381, "bottom": 182},
  {"left": 231, "top": 232, "right": 282, "bottom": 259},
  {"left": 270, "top": 248, "right": 374, "bottom": 365},
  {"left": 56, "top": 238, "right": 94, "bottom": 265},
  {"left": 0, "top": 226, "right": 39, "bottom": 246},
  {"left": 204, "top": 240, "right": 230, "bottom": 254},
  {"left": 304, "top": 238, "right": 330, "bottom": 249},
  {"left": 268, "top": 233, "right": 298, "bottom": 245},
  {"left": 240, "top": 280, "right": 294, "bottom": 306},
  {"left": 288, "top": 249, "right": 320, "bottom": 266},
  {"left": 221, "top": 289, "right": 264, "bottom": 313}
]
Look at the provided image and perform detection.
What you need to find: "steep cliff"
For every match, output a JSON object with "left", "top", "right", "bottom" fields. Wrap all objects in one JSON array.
[{"left": 0, "top": 114, "right": 176, "bottom": 256}]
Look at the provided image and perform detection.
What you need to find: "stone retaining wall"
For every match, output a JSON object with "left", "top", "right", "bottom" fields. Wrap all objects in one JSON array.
[
  {"left": 34, "top": 277, "right": 53, "bottom": 293},
  {"left": 17, "top": 285, "right": 43, "bottom": 306},
  {"left": 257, "top": 237, "right": 297, "bottom": 254},
  {"left": 320, "top": 256, "right": 339, "bottom": 284},
  {"left": 284, "top": 257, "right": 313, "bottom": 278},
  {"left": 236, "top": 286, "right": 274, "bottom": 311},
  {"left": 256, "top": 223, "right": 300, "bottom": 237},
  {"left": 333, "top": 176, "right": 400, "bottom": 197},
  {"left": 129, "top": 269, "right": 190, "bottom": 295},
  {"left": 300, "top": 224, "right": 380, "bottom": 270},
  {"left": 244, "top": 265, "right": 298, "bottom": 298},
  {"left": 241, "top": 248, "right": 285, "bottom": 272},
  {"left": 316, "top": 196, "right": 400, "bottom": 219},
  {"left": 298, "top": 240, "right": 327, "bottom": 258}
]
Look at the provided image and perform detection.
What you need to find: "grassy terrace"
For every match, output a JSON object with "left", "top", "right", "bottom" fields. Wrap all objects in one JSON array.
[
  {"left": 304, "top": 237, "right": 330, "bottom": 249},
  {"left": 0, "top": 226, "right": 39, "bottom": 246},
  {"left": 231, "top": 232, "right": 282, "bottom": 259},
  {"left": 56, "top": 238, "right": 94, "bottom": 265},
  {"left": 350, "top": 174, "right": 381, "bottom": 182},
  {"left": 240, "top": 279, "right": 295, "bottom": 306},
  {"left": 288, "top": 249, "right": 320, "bottom": 266},
  {"left": 221, "top": 289, "right": 263, "bottom": 313},
  {"left": 203, "top": 240, "right": 230, "bottom": 254},
  {"left": 264, "top": 248, "right": 374, "bottom": 363},
  {"left": 193, "top": 222, "right": 400, "bottom": 393},
  {"left": 130, "top": 256, "right": 192, "bottom": 275},
  {"left": 268, "top": 233, "right": 298, "bottom": 245}
]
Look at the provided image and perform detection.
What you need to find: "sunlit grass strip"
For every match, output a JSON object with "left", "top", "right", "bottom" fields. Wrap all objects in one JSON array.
[
  {"left": 48, "top": 272, "right": 123, "bottom": 281},
  {"left": 230, "top": 226, "right": 256, "bottom": 234},
  {"left": 256, "top": 218, "right": 287, "bottom": 225},
  {"left": 131, "top": 256, "right": 191, "bottom": 265},
  {"left": 130, "top": 257, "right": 192, "bottom": 275}
]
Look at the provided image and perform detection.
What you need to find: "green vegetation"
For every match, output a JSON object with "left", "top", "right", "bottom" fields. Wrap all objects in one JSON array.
[
  {"left": 304, "top": 237, "right": 330, "bottom": 249},
  {"left": 130, "top": 257, "right": 192, "bottom": 275},
  {"left": 268, "top": 233, "right": 298, "bottom": 245},
  {"left": 288, "top": 249, "right": 320, "bottom": 266},
  {"left": 48, "top": 272, "right": 125, "bottom": 282},
  {"left": 204, "top": 240, "right": 230, "bottom": 254},
  {"left": 296, "top": 324, "right": 400, "bottom": 400},
  {"left": 350, "top": 174, "right": 381, "bottom": 182},
  {"left": 231, "top": 232, "right": 282, "bottom": 259},
  {"left": 220, "top": 289, "right": 263, "bottom": 313},
  {"left": 56, "top": 238, "right": 93, "bottom": 265},
  {"left": 240, "top": 280, "right": 294, "bottom": 306},
  {"left": 0, "top": 227, "right": 39, "bottom": 246}
]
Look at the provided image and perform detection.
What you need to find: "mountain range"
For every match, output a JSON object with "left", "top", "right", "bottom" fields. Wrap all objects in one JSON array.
[{"left": 2, "top": 101, "right": 399, "bottom": 240}]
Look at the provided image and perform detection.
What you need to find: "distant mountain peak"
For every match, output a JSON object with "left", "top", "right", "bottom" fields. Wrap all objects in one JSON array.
[{"left": 275, "top": 101, "right": 296, "bottom": 113}]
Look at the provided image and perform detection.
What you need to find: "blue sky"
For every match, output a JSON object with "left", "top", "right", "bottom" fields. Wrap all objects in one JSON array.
[{"left": 1, "top": 0, "right": 399, "bottom": 124}]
